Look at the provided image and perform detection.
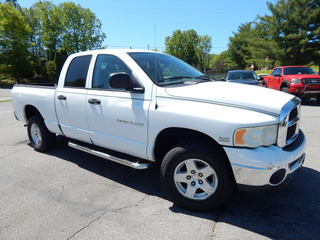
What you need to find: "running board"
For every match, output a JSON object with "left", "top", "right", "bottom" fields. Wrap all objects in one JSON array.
[{"left": 68, "top": 142, "right": 152, "bottom": 170}]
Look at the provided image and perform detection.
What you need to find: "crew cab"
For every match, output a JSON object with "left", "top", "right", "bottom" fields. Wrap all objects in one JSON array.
[
  {"left": 11, "top": 50, "right": 306, "bottom": 211},
  {"left": 262, "top": 66, "right": 320, "bottom": 103}
]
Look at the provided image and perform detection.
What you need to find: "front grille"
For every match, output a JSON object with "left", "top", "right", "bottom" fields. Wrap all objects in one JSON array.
[
  {"left": 277, "top": 98, "right": 301, "bottom": 147},
  {"left": 289, "top": 107, "right": 297, "bottom": 121},
  {"left": 286, "top": 125, "right": 296, "bottom": 141},
  {"left": 303, "top": 78, "right": 320, "bottom": 84}
]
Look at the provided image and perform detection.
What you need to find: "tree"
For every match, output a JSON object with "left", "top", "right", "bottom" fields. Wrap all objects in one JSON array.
[
  {"left": 262, "top": 0, "right": 320, "bottom": 68},
  {"left": 38, "top": 1, "right": 63, "bottom": 62},
  {"left": 245, "top": 20, "right": 281, "bottom": 69},
  {"left": 196, "top": 35, "right": 212, "bottom": 72},
  {"left": 0, "top": 2, "right": 31, "bottom": 83},
  {"left": 23, "top": 1, "right": 106, "bottom": 81},
  {"left": 164, "top": 29, "right": 199, "bottom": 66},
  {"left": 226, "top": 22, "right": 255, "bottom": 69},
  {"left": 59, "top": 2, "right": 106, "bottom": 54},
  {"left": 165, "top": 30, "right": 214, "bottom": 70},
  {"left": 6, "top": 0, "right": 20, "bottom": 9},
  {"left": 22, "top": 2, "right": 46, "bottom": 77}
]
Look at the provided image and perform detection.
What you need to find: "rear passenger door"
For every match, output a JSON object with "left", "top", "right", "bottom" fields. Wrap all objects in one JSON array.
[{"left": 55, "top": 55, "right": 92, "bottom": 143}]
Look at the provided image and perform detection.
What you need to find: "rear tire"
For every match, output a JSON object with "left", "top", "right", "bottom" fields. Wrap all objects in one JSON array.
[
  {"left": 160, "top": 141, "right": 235, "bottom": 211},
  {"left": 316, "top": 96, "right": 320, "bottom": 104},
  {"left": 27, "top": 116, "right": 56, "bottom": 152}
]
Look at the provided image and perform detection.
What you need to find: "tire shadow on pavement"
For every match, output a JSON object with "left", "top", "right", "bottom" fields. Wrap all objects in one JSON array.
[{"left": 43, "top": 136, "right": 320, "bottom": 239}]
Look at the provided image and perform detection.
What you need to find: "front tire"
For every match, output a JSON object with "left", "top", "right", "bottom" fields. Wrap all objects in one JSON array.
[
  {"left": 27, "top": 116, "right": 56, "bottom": 152},
  {"left": 160, "top": 141, "right": 235, "bottom": 211},
  {"left": 281, "top": 87, "right": 289, "bottom": 93},
  {"left": 262, "top": 81, "right": 267, "bottom": 88}
]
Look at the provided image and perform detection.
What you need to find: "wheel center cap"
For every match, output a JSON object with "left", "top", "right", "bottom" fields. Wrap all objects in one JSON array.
[{"left": 192, "top": 175, "right": 199, "bottom": 181}]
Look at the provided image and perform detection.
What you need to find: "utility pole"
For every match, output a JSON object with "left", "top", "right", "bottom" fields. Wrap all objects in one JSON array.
[{"left": 204, "top": 52, "right": 207, "bottom": 74}]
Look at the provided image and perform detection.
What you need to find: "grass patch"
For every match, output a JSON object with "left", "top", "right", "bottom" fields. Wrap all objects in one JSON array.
[
  {"left": 0, "top": 77, "right": 15, "bottom": 88},
  {"left": 255, "top": 70, "right": 272, "bottom": 75},
  {"left": 0, "top": 100, "right": 11, "bottom": 103}
]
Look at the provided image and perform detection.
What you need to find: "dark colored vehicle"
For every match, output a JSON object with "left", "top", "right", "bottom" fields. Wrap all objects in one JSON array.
[{"left": 222, "top": 70, "right": 260, "bottom": 86}]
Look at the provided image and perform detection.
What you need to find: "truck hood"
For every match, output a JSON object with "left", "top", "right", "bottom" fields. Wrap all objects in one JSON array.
[
  {"left": 227, "top": 80, "right": 259, "bottom": 85},
  {"left": 285, "top": 74, "right": 320, "bottom": 79},
  {"left": 163, "top": 81, "right": 294, "bottom": 116}
]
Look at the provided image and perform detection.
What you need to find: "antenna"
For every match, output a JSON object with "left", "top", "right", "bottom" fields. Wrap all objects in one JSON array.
[{"left": 154, "top": 25, "right": 157, "bottom": 51}]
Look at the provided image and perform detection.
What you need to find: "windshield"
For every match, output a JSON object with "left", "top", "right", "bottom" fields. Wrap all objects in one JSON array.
[
  {"left": 226, "top": 71, "right": 258, "bottom": 81},
  {"left": 283, "top": 67, "right": 317, "bottom": 75},
  {"left": 128, "top": 52, "right": 205, "bottom": 86}
]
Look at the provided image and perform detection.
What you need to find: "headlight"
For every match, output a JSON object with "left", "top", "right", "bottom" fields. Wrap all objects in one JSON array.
[
  {"left": 234, "top": 125, "right": 278, "bottom": 148},
  {"left": 291, "top": 78, "right": 301, "bottom": 84}
]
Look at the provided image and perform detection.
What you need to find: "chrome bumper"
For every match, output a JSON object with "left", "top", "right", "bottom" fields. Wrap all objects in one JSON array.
[
  {"left": 232, "top": 153, "right": 304, "bottom": 192},
  {"left": 224, "top": 130, "right": 306, "bottom": 191}
]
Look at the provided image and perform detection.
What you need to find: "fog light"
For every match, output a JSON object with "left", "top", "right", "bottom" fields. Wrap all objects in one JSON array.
[{"left": 270, "top": 169, "right": 286, "bottom": 185}]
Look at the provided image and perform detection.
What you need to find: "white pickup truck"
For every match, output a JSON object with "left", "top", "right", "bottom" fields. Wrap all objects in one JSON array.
[{"left": 11, "top": 49, "right": 306, "bottom": 211}]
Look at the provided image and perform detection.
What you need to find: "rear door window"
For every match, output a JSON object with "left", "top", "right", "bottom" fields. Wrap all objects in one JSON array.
[{"left": 65, "top": 55, "right": 92, "bottom": 88}]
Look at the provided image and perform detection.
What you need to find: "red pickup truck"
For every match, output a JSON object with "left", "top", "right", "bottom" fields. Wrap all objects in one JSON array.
[{"left": 261, "top": 66, "right": 320, "bottom": 103}]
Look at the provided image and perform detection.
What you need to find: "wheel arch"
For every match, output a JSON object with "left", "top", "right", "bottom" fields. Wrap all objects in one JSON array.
[
  {"left": 262, "top": 80, "right": 267, "bottom": 87},
  {"left": 153, "top": 127, "right": 229, "bottom": 164},
  {"left": 24, "top": 105, "right": 43, "bottom": 122},
  {"left": 280, "top": 80, "right": 290, "bottom": 90}
]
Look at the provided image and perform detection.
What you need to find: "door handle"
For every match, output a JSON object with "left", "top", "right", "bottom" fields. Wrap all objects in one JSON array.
[
  {"left": 57, "top": 95, "right": 67, "bottom": 100},
  {"left": 88, "top": 98, "right": 101, "bottom": 105}
]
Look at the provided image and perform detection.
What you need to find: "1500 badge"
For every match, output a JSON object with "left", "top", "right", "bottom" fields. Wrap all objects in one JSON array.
[{"left": 117, "top": 119, "right": 145, "bottom": 127}]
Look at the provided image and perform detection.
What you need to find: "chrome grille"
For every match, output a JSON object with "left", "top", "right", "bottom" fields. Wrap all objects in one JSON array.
[
  {"left": 277, "top": 98, "right": 301, "bottom": 148},
  {"left": 303, "top": 78, "right": 320, "bottom": 84}
]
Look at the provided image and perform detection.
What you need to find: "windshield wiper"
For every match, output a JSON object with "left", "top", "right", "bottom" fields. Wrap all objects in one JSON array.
[
  {"left": 196, "top": 75, "right": 211, "bottom": 81},
  {"left": 157, "top": 75, "right": 212, "bottom": 85},
  {"left": 158, "top": 76, "right": 193, "bottom": 83}
]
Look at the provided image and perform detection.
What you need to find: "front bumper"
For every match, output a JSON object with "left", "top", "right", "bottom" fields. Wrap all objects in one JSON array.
[
  {"left": 290, "top": 83, "right": 320, "bottom": 98},
  {"left": 223, "top": 130, "right": 306, "bottom": 192}
]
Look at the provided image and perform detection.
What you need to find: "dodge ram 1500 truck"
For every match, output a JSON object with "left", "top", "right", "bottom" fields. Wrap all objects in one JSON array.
[
  {"left": 11, "top": 50, "right": 306, "bottom": 211},
  {"left": 262, "top": 66, "right": 320, "bottom": 103}
]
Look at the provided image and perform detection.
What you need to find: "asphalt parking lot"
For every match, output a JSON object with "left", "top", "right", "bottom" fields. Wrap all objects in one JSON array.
[{"left": 0, "top": 88, "right": 319, "bottom": 240}]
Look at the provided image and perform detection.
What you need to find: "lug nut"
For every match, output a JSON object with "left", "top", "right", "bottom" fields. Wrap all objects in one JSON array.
[
  {"left": 199, "top": 180, "right": 203, "bottom": 184},
  {"left": 187, "top": 175, "right": 191, "bottom": 180},
  {"left": 191, "top": 181, "right": 196, "bottom": 186},
  {"left": 198, "top": 173, "right": 203, "bottom": 177},
  {"left": 191, "top": 170, "right": 196, "bottom": 174}
]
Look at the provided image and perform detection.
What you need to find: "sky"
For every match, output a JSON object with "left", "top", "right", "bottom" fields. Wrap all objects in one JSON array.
[{"left": 16, "top": 0, "right": 276, "bottom": 54}]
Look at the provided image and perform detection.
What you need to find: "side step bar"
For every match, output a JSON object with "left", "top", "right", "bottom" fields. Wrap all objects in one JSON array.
[{"left": 68, "top": 142, "right": 152, "bottom": 170}]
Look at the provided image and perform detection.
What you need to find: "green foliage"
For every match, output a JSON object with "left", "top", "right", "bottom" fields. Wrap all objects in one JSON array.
[
  {"left": 0, "top": 0, "right": 106, "bottom": 83},
  {"left": 0, "top": 2, "right": 32, "bottom": 83},
  {"left": 265, "top": 0, "right": 320, "bottom": 68},
  {"left": 45, "top": 60, "right": 57, "bottom": 82},
  {"left": 164, "top": 29, "right": 212, "bottom": 70},
  {"left": 59, "top": 2, "right": 106, "bottom": 54},
  {"left": 165, "top": 29, "right": 199, "bottom": 66},
  {"left": 225, "top": 0, "right": 320, "bottom": 70},
  {"left": 196, "top": 35, "right": 212, "bottom": 72},
  {"left": 209, "top": 53, "right": 227, "bottom": 72},
  {"left": 227, "top": 22, "right": 254, "bottom": 69}
]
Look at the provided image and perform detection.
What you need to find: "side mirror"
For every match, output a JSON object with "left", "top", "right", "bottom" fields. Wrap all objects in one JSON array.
[
  {"left": 109, "top": 72, "right": 133, "bottom": 90},
  {"left": 274, "top": 73, "right": 281, "bottom": 77},
  {"left": 108, "top": 72, "right": 144, "bottom": 93}
]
